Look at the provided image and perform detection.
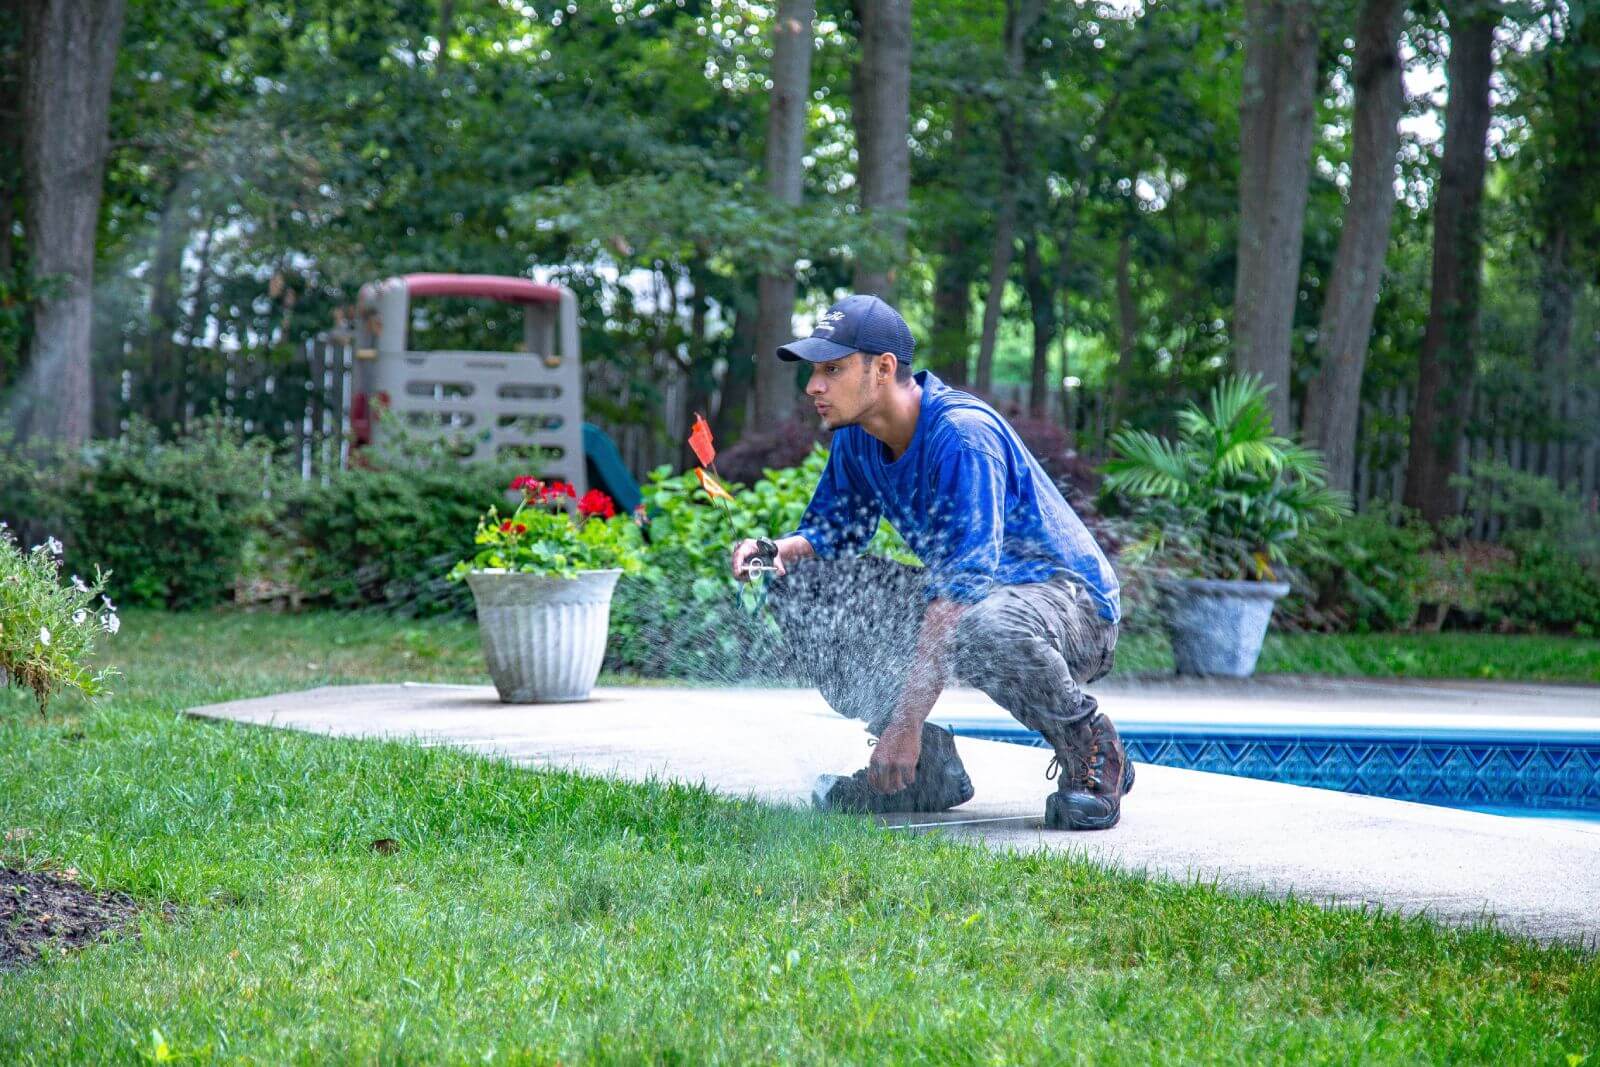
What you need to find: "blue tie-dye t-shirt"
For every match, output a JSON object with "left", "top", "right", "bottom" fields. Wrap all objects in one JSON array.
[{"left": 790, "top": 370, "right": 1121, "bottom": 623}]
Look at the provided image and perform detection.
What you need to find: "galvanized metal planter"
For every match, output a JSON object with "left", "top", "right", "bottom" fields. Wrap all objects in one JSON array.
[
  {"left": 465, "top": 569, "right": 622, "bottom": 702},
  {"left": 1159, "top": 578, "right": 1291, "bottom": 678}
]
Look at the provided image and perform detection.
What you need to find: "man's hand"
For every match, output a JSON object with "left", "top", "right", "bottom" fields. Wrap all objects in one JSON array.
[
  {"left": 866, "top": 598, "right": 969, "bottom": 794},
  {"left": 868, "top": 716, "right": 923, "bottom": 794},
  {"left": 730, "top": 535, "right": 815, "bottom": 582},
  {"left": 731, "top": 538, "right": 784, "bottom": 582}
]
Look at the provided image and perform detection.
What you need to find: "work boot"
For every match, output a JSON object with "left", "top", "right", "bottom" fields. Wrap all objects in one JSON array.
[
  {"left": 1042, "top": 712, "right": 1134, "bottom": 831},
  {"left": 812, "top": 723, "right": 975, "bottom": 814}
]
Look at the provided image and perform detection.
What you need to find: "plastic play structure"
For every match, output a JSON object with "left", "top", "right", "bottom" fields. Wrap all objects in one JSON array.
[{"left": 348, "top": 273, "right": 640, "bottom": 511}]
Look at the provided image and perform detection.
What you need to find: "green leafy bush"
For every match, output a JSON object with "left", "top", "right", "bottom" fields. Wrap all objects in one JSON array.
[
  {"left": 285, "top": 465, "right": 514, "bottom": 614},
  {"left": 1473, "top": 537, "right": 1600, "bottom": 636},
  {"left": 0, "top": 526, "right": 119, "bottom": 711},
  {"left": 1284, "top": 507, "right": 1435, "bottom": 632},
  {"left": 1454, "top": 460, "right": 1600, "bottom": 560},
  {"left": 607, "top": 447, "right": 912, "bottom": 678},
  {"left": 1100, "top": 375, "right": 1349, "bottom": 582},
  {"left": 0, "top": 419, "right": 276, "bottom": 610},
  {"left": 1447, "top": 462, "right": 1600, "bottom": 635}
]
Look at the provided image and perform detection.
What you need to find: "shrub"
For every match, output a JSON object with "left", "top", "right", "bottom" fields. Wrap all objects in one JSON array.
[
  {"left": 607, "top": 447, "right": 912, "bottom": 678},
  {"left": 1473, "top": 537, "right": 1600, "bottom": 636},
  {"left": 714, "top": 418, "right": 827, "bottom": 487},
  {"left": 1445, "top": 462, "right": 1600, "bottom": 635},
  {"left": 285, "top": 464, "right": 515, "bottom": 614},
  {"left": 0, "top": 419, "right": 278, "bottom": 610},
  {"left": 0, "top": 526, "right": 119, "bottom": 712},
  {"left": 1454, "top": 460, "right": 1600, "bottom": 561},
  {"left": 1282, "top": 507, "right": 1435, "bottom": 632}
]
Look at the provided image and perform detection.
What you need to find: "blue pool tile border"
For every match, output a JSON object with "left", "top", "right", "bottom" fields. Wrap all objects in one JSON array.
[{"left": 948, "top": 725, "right": 1600, "bottom": 817}]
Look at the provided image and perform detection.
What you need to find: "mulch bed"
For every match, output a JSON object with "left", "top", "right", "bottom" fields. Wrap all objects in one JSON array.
[{"left": 1, "top": 866, "right": 157, "bottom": 971}]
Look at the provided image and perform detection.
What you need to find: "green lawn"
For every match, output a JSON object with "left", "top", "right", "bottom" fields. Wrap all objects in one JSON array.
[
  {"left": 0, "top": 611, "right": 1595, "bottom": 1062},
  {"left": 1117, "top": 628, "right": 1600, "bottom": 684},
  {"left": 79, "top": 608, "right": 1600, "bottom": 693}
]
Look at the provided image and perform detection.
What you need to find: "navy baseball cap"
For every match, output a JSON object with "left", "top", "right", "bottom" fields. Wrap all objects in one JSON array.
[{"left": 777, "top": 294, "right": 916, "bottom": 365}]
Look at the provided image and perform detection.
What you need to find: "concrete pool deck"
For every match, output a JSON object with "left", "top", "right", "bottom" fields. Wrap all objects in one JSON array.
[{"left": 187, "top": 677, "right": 1600, "bottom": 945}]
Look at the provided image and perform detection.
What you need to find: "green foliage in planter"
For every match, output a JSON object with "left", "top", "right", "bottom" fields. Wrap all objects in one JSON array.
[
  {"left": 1100, "top": 375, "right": 1349, "bottom": 582},
  {"left": 449, "top": 479, "right": 645, "bottom": 580},
  {"left": 0, "top": 526, "right": 119, "bottom": 711}
]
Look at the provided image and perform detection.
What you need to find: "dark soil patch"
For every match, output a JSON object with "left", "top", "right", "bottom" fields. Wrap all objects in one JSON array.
[{"left": 1, "top": 866, "right": 154, "bottom": 971}]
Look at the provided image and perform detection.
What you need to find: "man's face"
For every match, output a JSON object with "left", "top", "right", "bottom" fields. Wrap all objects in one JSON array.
[{"left": 805, "top": 353, "right": 888, "bottom": 430}]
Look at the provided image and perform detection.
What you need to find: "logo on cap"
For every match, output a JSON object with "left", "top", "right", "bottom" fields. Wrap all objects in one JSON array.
[{"left": 813, "top": 310, "right": 845, "bottom": 338}]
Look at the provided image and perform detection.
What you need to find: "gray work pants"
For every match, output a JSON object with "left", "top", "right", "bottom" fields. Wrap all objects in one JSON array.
[{"left": 767, "top": 557, "right": 1118, "bottom": 741}]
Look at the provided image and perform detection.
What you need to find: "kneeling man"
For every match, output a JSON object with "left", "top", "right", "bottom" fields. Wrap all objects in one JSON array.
[{"left": 731, "top": 294, "right": 1131, "bottom": 830}]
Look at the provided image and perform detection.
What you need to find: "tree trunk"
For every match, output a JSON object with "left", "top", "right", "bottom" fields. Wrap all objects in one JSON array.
[
  {"left": 1534, "top": 226, "right": 1578, "bottom": 482},
  {"left": 716, "top": 286, "right": 757, "bottom": 443},
  {"left": 18, "top": 0, "right": 128, "bottom": 447},
  {"left": 1111, "top": 229, "right": 1138, "bottom": 429},
  {"left": 178, "top": 218, "right": 218, "bottom": 432},
  {"left": 1402, "top": 2, "right": 1497, "bottom": 526},
  {"left": 1233, "top": 0, "right": 1320, "bottom": 431},
  {"left": 973, "top": 0, "right": 1039, "bottom": 394},
  {"left": 1021, "top": 232, "right": 1056, "bottom": 417},
  {"left": 850, "top": 0, "right": 911, "bottom": 300},
  {"left": 0, "top": 0, "right": 21, "bottom": 286},
  {"left": 144, "top": 183, "right": 190, "bottom": 431},
  {"left": 0, "top": 0, "right": 22, "bottom": 392},
  {"left": 750, "top": 0, "right": 815, "bottom": 430},
  {"left": 926, "top": 100, "right": 975, "bottom": 385},
  {"left": 1301, "top": 0, "right": 1405, "bottom": 494},
  {"left": 928, "top": 231, "right": 976, "bottom": 385},
  {"left": 974, "top": 198, "right": 1015, "bottom": 395},
  {"left": 437, "top": 0, "right": 454, "bottom": 70}
]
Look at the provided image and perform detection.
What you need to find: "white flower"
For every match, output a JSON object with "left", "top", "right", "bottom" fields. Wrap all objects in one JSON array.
[
  {"left": 71, "top": 575, "right": 90, "bottom": 593},
  {"left": 100, "top": 594, "right": 115, "bottom": 611},
  {"left": 102, "top": 613, "right": 120, "bottom": 635},
  {"left": 45, "top": 537, "right": 63, "bottom": 557},
  {"left": 72, "top": 610, "right": 88, "bottom": 625},
  {"left": 38, "top": 626, "right": 50, "bottom": 646}
]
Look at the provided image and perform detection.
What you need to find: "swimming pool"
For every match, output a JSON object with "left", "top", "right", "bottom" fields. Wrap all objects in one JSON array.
[{"left": 936, "top": 678, "right": 1600, "bottom": 822}]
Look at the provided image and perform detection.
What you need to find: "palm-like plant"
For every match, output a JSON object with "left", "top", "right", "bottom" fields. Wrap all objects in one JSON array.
[{"left": 1101, "top": 375, "right": 1350, "bottom": 581}]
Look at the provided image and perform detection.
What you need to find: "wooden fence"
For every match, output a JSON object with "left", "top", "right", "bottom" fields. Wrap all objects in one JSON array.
[{"left": 1354, "top": 383, "right": 1600, "bottom": 539}]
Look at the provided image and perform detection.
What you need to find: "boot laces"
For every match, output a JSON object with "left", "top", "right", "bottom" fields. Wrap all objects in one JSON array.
[{"left": 1045, "top": 731, "right": 1102, "bottom": 790}]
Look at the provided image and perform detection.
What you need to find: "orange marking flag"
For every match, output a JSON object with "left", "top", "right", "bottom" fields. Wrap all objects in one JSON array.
[
  {"left": 688, "top": 413, "right": 716, "bottom": 467},
  {"left": 694, "top": 466, "right": 735, "bottom": 503}
]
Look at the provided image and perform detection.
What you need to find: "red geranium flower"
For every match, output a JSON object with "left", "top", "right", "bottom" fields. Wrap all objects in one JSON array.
[
  {"left": 499, "top": 519, "right": 515, "bottom": 533},
  {"left": 545, "top": 481, "right": 577, "bottom": 499},
  {"left": 513, "top": 522, "right": 528, "bottom": 534},
  {"left": 510, "top": 475, "right": 545, "bottom": 498},
  {"left": 578, "top": 489, "right": 616, "bottom": 519}
]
